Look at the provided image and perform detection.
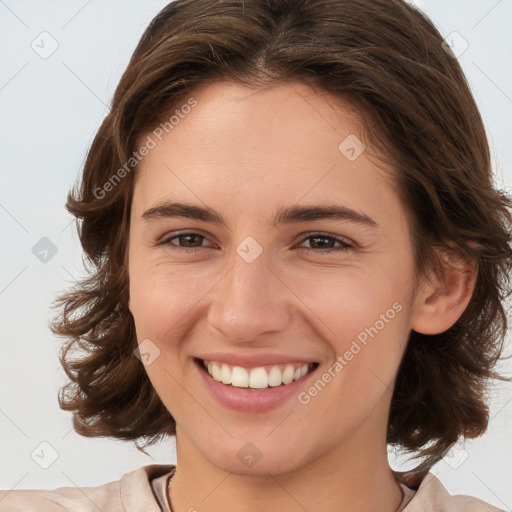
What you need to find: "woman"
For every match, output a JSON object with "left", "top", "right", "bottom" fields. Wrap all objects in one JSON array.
[{"left": 1, "top": 0, "right": 510, "bottom": 510}]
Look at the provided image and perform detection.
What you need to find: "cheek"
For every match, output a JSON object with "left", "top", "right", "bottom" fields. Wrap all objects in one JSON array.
[
  {"left": 285, "top": 263, "right": 411, "bottom": 400},
  {"left": 283, "top": 260, "right": 410, "bottom": 343},
  {"left": 128, "top": 262, "right": 196, "bottom": 415},
  {"left": 294, "top": 287, "right": 408, "bottom": 437},
  {"left": 129, "top": 260, "right": 207, "bottom": 334}
]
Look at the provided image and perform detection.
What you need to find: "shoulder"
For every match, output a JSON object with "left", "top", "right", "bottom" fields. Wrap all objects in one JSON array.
[
  {"left": 0, "top": 464, "right": 174, "bottom": 512},
  {"left": 0, "top": 479, "right": 122, "bottom": 512},
  {"left": 404, "top": 473, "right": 505, "bottom": 512}
]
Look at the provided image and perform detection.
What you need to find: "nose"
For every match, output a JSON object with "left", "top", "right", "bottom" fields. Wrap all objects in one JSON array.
[{"left": 206, "top": 248, "right": 292, "bottom": 343}]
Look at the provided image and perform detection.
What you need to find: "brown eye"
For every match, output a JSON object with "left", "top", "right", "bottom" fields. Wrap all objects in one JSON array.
[
  {"left": 158, "top": 232, "right": 212, "bottom": 252},
  {"left": 299, "top": 233, "right": 353, "bottom": 253}
]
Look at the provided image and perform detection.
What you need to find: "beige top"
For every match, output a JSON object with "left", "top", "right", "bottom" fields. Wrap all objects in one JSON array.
[{"left": 0, "top": 464, "right": 504, "bottom": 511}]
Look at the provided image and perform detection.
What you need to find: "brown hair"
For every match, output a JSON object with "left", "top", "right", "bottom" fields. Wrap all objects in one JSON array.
[{"left": 51, "top": 0, "right": 512, "bottom": 484}]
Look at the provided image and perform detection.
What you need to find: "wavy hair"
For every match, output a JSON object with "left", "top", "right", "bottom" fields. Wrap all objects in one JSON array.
[{"left": 51, "top": 0, "right": 512, "bottom": 486}]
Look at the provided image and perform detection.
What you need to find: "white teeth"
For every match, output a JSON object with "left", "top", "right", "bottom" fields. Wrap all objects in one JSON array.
[
  {"left": 203, "top": 360, "right": 313, "bottom": 389},
  {"left": 248, "top": 367, "right": 268, "bottom": 389},
  {"left": 231, "top": 366, "right": 249, "bottom": 388},
  {"left": 281, "top": 365, "right": 295, "bottom": 384},
  {"left": 221, "top": 364, "right": 231, "bottom": 385},
  {"left": 209, "top": 361, "right": 221, "bottom": 381},
  {"left": 268, "top": 366, "right": 282, "bottom": 387}
]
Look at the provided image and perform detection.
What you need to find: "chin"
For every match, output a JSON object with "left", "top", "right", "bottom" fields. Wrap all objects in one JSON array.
[{"left": 202, "top": 440, "right": 310, "bottom": 477}]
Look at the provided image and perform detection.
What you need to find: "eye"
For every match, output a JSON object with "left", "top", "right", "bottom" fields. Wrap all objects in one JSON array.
[
  {"left": 298, "top": 233, "right": 353, "bottom": 254},
  {"left": 157, "top": 231, "right": 212, "bottom": 252},
  {"left": 157, "top": 231, "right": 353, "bottom": 254}
]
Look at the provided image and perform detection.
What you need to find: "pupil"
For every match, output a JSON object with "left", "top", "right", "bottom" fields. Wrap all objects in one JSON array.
[
  {"left": 183, "top": 234, "right": 200, "bottom": 246},
  {"left": 314, "top": 236, "right": 329, "bottom": 248}
]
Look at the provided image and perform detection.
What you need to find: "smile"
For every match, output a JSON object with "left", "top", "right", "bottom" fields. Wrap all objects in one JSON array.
[{"left": 201, "top": 359, "right": 318, "bottom": 390}]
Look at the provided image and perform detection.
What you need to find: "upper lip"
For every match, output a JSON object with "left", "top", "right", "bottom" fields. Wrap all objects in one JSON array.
[{"left": 196, "top": 353, "right": 318, "bottom": 369}]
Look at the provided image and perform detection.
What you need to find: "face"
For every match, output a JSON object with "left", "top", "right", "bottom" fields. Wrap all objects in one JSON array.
[{"left": 128, "top": 80, "right": 419, "bottom": 476}]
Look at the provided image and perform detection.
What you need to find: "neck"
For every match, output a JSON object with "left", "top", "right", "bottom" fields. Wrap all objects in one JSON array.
[{"left": 168, "top": 417, "right": 403, "bottom": 512}]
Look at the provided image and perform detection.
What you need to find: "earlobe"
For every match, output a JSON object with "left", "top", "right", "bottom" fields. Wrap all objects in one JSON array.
[{"left": 411, "top": 253, "right": 477, "bottom": 335}]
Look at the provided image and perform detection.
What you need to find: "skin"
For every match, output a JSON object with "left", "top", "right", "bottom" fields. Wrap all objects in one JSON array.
[{"left": 127, "top": 80, "right": 476, "bottom": 512}]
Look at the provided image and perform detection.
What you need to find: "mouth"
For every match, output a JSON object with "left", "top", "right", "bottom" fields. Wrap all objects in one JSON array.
[{"left": 195, "top": 358, "right": 319, "bottom": 391}]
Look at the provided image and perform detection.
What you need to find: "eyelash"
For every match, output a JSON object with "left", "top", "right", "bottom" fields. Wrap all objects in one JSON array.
[{"left": 157, "top": 231, "right": 353, "bottom": 254}]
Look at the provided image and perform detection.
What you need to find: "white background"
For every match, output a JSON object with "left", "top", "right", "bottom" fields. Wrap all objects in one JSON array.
[{"left": 0, "top": 0, "right": 511, "bottom": 509}]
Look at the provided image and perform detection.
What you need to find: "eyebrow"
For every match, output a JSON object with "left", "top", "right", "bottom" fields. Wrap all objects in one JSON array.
[{"left": 142, "top": 201, "right": 378, "bottom": 229}]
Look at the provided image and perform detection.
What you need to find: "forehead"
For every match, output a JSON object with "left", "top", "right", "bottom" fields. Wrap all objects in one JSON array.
[{"left": 132, "top": 80, "right": 405, "bottom": 229}]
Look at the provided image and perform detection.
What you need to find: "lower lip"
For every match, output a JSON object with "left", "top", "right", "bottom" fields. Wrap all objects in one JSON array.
[{"left": 194, "top": 359, "right": 318, "bottom": 413}]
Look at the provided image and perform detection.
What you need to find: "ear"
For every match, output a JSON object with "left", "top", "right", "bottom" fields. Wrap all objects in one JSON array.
[{"left": 411, "top": 248, "right": 477, "bottom": 335}]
